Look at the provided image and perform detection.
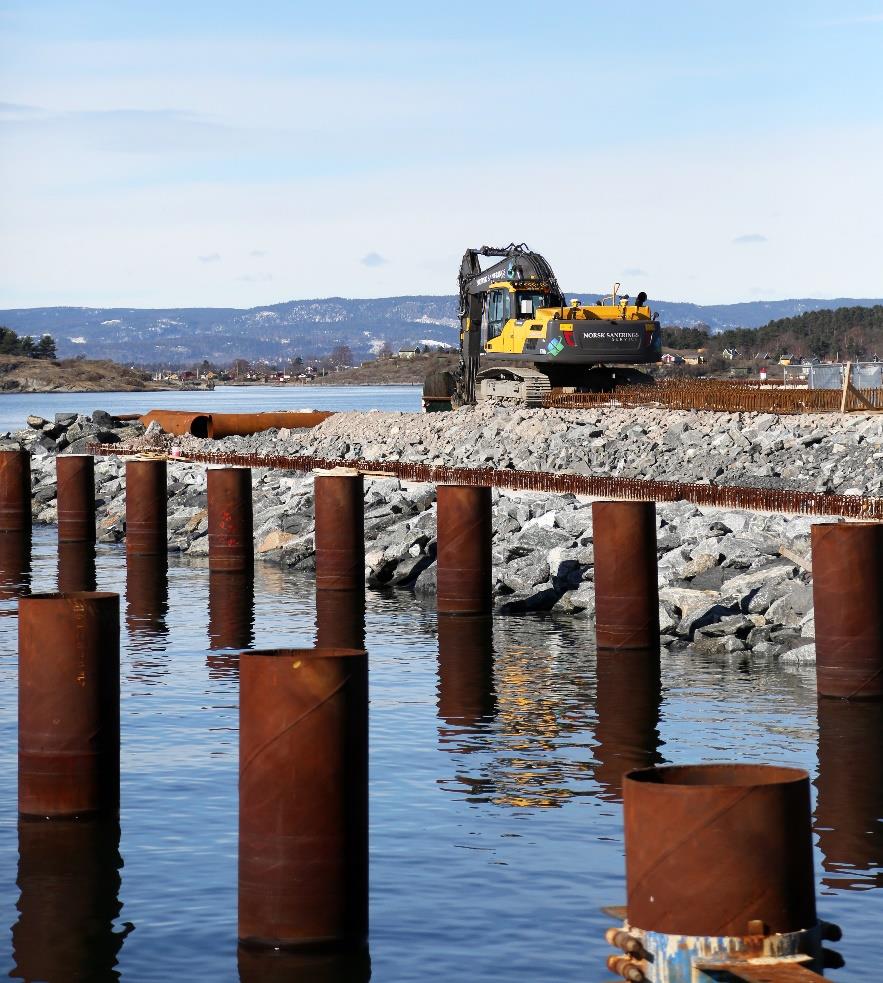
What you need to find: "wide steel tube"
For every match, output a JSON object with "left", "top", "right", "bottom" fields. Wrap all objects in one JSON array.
[
  {"left": 18, "top": 592, "right": 120, "bottom": 818},
  {"left": 436, "top": 484, "right": 492, "bottom": 615},
  {"left": 209, "top": 411, "right": 333, "bottom": 438},
  {"left": 624, "top": 763, "right": 816, "bottom": 936},
  {"left": 239, "top": 648, "right": 368, "bottom": 949},
  {"left": 0, "top": 449, "right": 31, "bottom": 532},
  {"left": 139, "top": 410, "right": 211, "bottom": 438},
  {"left": 812, "top": 521, "right": 883, "bottom": 698},
  {"left": 208, "top": 467, "right": 253, "bottom": 572},
  {"left": 314, "top": 471, "right": 365, "bottom": 590},
  {"left": 56, "top": 455, "right": 96, "bottom": 543},
  {"left": 592, "top": 501, "right": 659, "bottom": 650},
  {"left": 125, "top": 459, "right": 167, "bottom": 556}
]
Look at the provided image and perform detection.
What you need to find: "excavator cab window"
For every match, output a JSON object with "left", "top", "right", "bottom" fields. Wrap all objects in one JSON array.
[
  {"left": 516, "top": 291, "right": 547, "bottom": 319},
  {"left": 487, "top": 289, "right": 510, "bottom": 339}
]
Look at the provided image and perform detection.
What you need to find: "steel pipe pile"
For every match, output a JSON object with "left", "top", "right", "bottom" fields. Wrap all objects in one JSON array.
[
  {"left": 125, "top": 458, "right": 168, "bottom": 556},
  {"left": 56, "top": 454, "right": 96, "bottom": 543},
  {"left": 605, "top": 763, "right": 840, "bottom": 980},
  {"left": 18, "top": 592, "right": 120, "bottom": 818},
  {"left": 592, "top": 501, "right": 659, "bottom": 650},
  {"left": 207, "top": 467, "right": 253, "bottom": 573},
  {"left": 436, "top": 484, "right": 492, "bottom": 615},
  {"left": 95, "top": 444, "right": 883, "bottom": 520},
  {"left": 314, "top": 470, "right": 365, "bottom": 591},
  {"left": 811, "top": 521, "right": 883, "bottom": 699},
  {"left": 0, "top": 449, "right": 31, "bottom": 533},
  {"left": 239, "top": 647, "right": 368, "bottom": 951}
]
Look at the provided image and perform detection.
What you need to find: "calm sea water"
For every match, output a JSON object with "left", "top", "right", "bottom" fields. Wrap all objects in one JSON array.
[
  {"left": 0, "top": 384, "right": 421, "bottom": 434},
  {"left": 0, "top": 527, "right": 879, "bottom": 981}
]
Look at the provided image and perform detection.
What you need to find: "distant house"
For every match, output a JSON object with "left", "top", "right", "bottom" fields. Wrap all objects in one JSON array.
[
  {"left": 661, "top": 352, "right": 684, "bottom": 364},
  {"left": 722, "top": 348, "right": 741, "bottom": 360},
  {"left": 396, "top": 348, "right": 421, "bottom": 359}
]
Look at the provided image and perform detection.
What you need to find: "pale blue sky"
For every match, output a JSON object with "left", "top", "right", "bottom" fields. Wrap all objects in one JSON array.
[{"left": 2, "top": 1, "right": 882, "bottom": 308}]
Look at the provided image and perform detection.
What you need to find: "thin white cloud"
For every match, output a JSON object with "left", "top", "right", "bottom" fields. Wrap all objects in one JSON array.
[
  {"left": 622, "top": 267, "right": 649, "bottom": 277},
  {"left": 361, "top": 252, "right": 388, "bottom": 268},
  {"left": 732, "top": 234, "right": 768, "bottom": 245},
  {"left": 198, "top": 253, "right": 221, "bottom": 263},
  {"left": 236, "top": 272, "right": 274, "bottom": 282},
  {"left": 249, "top": 249, "right": 267, "bottom": 257}
]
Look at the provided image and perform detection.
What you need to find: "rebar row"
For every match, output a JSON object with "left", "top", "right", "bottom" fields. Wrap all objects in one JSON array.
[
  {"left": 544, "top": 379, "right": 883, "bottom": 414},
  {"left": 92, "top": 444, "right": 883, "bottom": 519}
]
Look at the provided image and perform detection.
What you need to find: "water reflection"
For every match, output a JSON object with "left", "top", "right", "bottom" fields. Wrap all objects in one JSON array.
[
  {"left": 237, "top": 944, "right": 371, "bottom": 982},
  {"left": 207, "top": 570, "right": 255, "bottom": 675},
  {"left": 315, "top": 588, "right": 366, "bottom": 651},
  {"left": 437, "top": 621, "right": 596, "bottom": 808},
  {"left": 594, "top": 648, "right": 664, "bottom": 802},
  {"left": 0, "top": 531, "right": 31, "bottom": 607},
  {"left": 815, "top": 698, "right": 883, "bottom": 890},
  {"left": 10, "top": 816, "right": 130, "bottom": 982},
  {"left": 126, "top": 553, "right": 169, "bottom": 640},
  {"left": 57, "top": 541, "right": 97, "bottom": 593}
]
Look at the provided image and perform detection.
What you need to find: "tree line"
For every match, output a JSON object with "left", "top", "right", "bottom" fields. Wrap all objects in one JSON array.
[
  {"left": 663, "top": 305, "right": 883, "bottom": 360},
  {"left": 0, "top": 326, "right": 58, "bottom": 360}
]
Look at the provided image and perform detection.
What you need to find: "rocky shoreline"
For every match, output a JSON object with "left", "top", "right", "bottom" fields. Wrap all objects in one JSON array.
[{"left": 3, "top": 404, "right": 846, "bottom": 666}]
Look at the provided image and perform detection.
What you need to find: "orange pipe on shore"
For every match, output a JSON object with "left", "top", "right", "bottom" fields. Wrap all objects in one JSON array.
[{"left": 139, "top": 410, "right": 332, "bottom": 439}]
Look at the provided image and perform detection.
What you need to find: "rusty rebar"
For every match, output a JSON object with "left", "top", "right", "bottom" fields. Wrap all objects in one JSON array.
[
  {"left": 239, "top": 647, "right": 368, "bottom": 950},
  {"left": 811, "top": 521, "right": 883, "bottom": 699},
  {"left": 436, "top": 484, "right": 492, "bottom": 615},
  {"left": 207, "top": 467, "right": 253, "bottom": 573},
  {"left": 624, "top": 763, "right": 816, "bottom": 936},
  {"left": 94, "top": 443, "right": 883, "bottom": 521},
  {"left": 57, "top": 542, "right": 97, "bottom": 594},
  {"left": 593, "top": 501, "right": 659, "bottom": 650},
  {"left": 56, "top": 455, "right": 96, "bottom": 543},
  {"left": 125, "top": 459, "right": 168, "bottom": 556},
  {"left": 0, "top": 449, "right": 31, "bottom": 533},
  {"left": 314, "top": 470, "right": 365, "bottom": 591},
  {"left": 18, "top": 592, "right": 120, "bottom": 818}
]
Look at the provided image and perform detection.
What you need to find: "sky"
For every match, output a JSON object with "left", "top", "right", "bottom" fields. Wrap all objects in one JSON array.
[{"left": 1, "top": 0, "right": 883, "bottom": 309}]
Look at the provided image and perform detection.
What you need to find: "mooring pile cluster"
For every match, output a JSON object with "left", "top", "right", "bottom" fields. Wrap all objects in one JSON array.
[{"left": 2, "top": 443, "right": 867, "bottom": 980}]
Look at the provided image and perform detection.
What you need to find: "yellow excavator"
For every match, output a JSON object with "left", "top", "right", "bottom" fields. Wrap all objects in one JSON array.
[{"left": 423, "top": 243, "right": 661, "bottom": 408}]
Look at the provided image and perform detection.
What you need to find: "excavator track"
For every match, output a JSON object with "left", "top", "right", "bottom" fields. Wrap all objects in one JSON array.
[{"left": 477, "top": 366, "right": 551, "bottom": 407}]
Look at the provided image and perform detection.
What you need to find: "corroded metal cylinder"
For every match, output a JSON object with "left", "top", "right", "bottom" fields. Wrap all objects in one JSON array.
[
  {"left": 209, "top": 570, "right": 255, "bottom": 652},
  {"left": 239, "top": 648, "right": 368, "bottom": 950},
  {"left": 18, "top": 592, "right": 120, "bottom": 817},
  {"left": 592, "top": 501, "right": 659, "bottom": 650},
  {"left": 208, "top": 467, "right": 253, "bottom": 572},
  {"left": 314, "top": 471, "right": 365, "bottom": 591},
  {"left": 812, "top": 521, "right": 883, "bottom": 699},
  {"left": 594, "top": 649, "right": 662, "bottom": 802},
  {"left": 436, "top": 614, "right": 496, "bottom": 728},
  {"left": 125, "top": 554, "right": 169, "bottom": 642},
  {"left": 56, "top": 454, "right": 96, "bottom": 543},
  {"left": 11, "top": 817, "right": 125, "bottom": 981},
  {"left": 237, "top": 944, "right": 371, "bottom": 983},
  {"left": 0, "top": 449, "right": 31, "bottom": 532},
  {"left": 0, "top": 531, "right": 31, "bottom": 602},
  {"left": 624, "top": 763, "right": 816, "bottom": 937},
  {"left": 125, "top": 458, "right": 168, "bottom": 556},
  {"left": 315, "top": 588, "right": 365, "bottom": 651},
  {"left": 815, "top": 697, "right": 883, "bottom": 890},
  {"left": 57, "top": 542, "right": 97, "bottom": 594},
  {"left": 436, "top": 484, "right": 492, "bottom": 615}
]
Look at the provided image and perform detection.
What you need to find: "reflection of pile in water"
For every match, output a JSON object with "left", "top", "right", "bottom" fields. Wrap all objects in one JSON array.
[
  {"left": 237, "top": 943, "right": 371, "bottom": 983},
  {"left": 0, "top": 531, "right": 30, "bottom": 605},
  {"left": 593, "top": 649, "right": 663, "bottom": 803},
  {"left": 11, "top": 817, "right": 130, "bottom": 981},
  {"left": 57, "top": 541, "right": 97, "bottom": 593},
  {"left": 815, "top": 698, "right": 883, "bottom": 890},
  {"left": 208, "top": 570, "right": 255, "bottom": 667},
  {"left": 125, "top": 554, "right": 169, "bottom": 640},
  {"left": 437, "top": 629, "right": 595, "bottom": 809},
  {"left": 436, "top": 614, "right": 496, "bottom": 730},
  {"left": 315, "top": 588, "right": 365, "bottom": 652}
]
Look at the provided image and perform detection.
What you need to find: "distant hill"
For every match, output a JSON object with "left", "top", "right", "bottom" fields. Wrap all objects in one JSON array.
[{"left": 1, "top": 294, "right": 882, "bottom": 365}]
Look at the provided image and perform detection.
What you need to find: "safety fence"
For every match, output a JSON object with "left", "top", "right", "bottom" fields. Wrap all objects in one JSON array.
[{"left": 93, "top": 444, "right": 883, "bottom": 519}]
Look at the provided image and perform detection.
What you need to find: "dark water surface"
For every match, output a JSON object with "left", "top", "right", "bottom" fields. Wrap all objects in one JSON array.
[
  {"left": 0, "top": 528, "right": 880, "bottom": 981},
  {"left": 0, "top": 384, "right": 420, "bottom": 434}
]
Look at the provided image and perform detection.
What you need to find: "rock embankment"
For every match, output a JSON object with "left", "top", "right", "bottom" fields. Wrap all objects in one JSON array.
[
  {"left": 7, "top": 409, "right": 829, "bottom": 666},
  {"left": 203, "top": 402, "right": 883, "bottom": 497}
]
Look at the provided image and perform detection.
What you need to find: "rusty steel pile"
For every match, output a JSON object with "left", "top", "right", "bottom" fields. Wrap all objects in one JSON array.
[
  {"left": 93, "top": 443, "right": 883, "bottom": 520},
  {"left": 544, "top": 378, "right": 883, "bottom": 414}
]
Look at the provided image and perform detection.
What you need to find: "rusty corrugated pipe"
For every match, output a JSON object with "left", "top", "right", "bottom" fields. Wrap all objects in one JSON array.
[
  {"left": 623, "top": 763, "right": 817, "bottom": 936},
  {"left": 208, "top": 411, "right": 333, "bottom": 438},
  {"left": 593, "top": 501, "right": 659, "bottom": 650},
  {"left": 812, "top": 521, "right": 883, "bottom": 699},
  {"left": 125, "top": 459, "right": 168, "bottom": 556},
  {"left": 18, "top": 592, "right": 120, "bottom": 818},
  {"left": 314, "top": 470, "right": 365, "bottom": 591},
  {"left": 56, "top": 455, "right": 95, "bottom": 543},
  {"left": 0, "top": 449, "right": 31, "bottom": 533},
  {"left": 238, "top": 647, "right": 368, "bottom": 950},
  {"left": 207, "top": 467, "right": 253, "bottom": 573},
  {"left": 140, "top": 410, "right": 212, "bottom": 438},
  {"left": 436, "top": 484, "right": 492, "bottom": 615}
]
